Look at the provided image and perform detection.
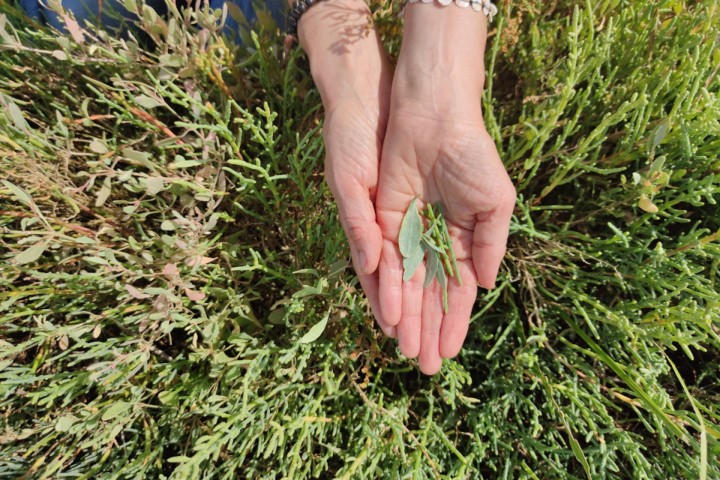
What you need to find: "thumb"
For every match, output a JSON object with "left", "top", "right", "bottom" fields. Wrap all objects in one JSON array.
[
  {"left": 472, "top": 192, "right": 515, "bottom": 289},
  {"left": 334, "top": 181, "right": 383, "bottom": 276}
]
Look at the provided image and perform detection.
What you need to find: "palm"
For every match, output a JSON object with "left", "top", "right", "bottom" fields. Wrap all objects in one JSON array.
[{"left": 376, "top": 109, "right": 516, "bottom": 374}]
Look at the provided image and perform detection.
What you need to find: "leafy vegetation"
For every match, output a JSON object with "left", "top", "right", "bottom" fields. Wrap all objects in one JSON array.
[{"left": 1, "top": 0, "right": 719, "bottom": 478}]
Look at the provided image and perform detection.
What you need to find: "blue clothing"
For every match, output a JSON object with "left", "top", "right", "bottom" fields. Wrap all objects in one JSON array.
[{"left": 18, "top": 0, "right": 287, "bottom": 39}]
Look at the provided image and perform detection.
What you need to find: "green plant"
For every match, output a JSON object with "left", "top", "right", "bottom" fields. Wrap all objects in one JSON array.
[{"left": 0, "top": 0, "right": 718, "bottom": 478}]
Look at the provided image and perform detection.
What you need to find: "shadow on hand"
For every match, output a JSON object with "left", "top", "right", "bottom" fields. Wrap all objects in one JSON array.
[{"left": 319, "top": 1, "right": 374, "bottom": 55}]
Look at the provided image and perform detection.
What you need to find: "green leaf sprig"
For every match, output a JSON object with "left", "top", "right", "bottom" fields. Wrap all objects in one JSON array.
[{"left": 399, "top": 198, "right": 462, "bottom": 312}]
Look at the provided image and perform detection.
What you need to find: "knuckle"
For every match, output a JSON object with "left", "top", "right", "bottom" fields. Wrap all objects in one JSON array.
[
  {"left": 499, "top": 181, "right": 517, "bottom": 211},
  {"left": 343, "top": 221, "right": 366, "bottom": 244}
]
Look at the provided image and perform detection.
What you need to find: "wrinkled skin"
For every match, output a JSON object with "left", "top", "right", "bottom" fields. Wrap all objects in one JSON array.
[
  {"left": 301, "top": 0, "right": 516, "bottom": 374},
  {"left": 323, "top": 90, "right": 398, "bottom": 338},
  {"left": 376, "top": 102, "right": 516, "bottom": 375}
]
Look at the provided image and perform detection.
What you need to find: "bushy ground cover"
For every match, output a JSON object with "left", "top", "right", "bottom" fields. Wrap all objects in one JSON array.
[{"left": 1, "top": 0, "right": 719, "bottom": 477}]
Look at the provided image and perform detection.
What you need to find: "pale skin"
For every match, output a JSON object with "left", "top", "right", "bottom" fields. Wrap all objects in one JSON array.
[{"left": 295, "top": 0, "right": 516, "bottom": 374}]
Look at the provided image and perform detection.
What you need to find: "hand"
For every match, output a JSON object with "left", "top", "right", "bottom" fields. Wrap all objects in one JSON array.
[
  {"left": 323, "top": 91, "right": 398, "bottom": 338},
  {"left": 298, "top": 0, "right": 396, "bottom": 336},
  {"left": 375, "top": 4, "right": 516, "bottom": 374}
]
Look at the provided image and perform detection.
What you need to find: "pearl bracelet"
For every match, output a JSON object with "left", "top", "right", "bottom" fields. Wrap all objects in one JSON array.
[{"left": 402, "top": 0, "right": 498, "bottom": 22}]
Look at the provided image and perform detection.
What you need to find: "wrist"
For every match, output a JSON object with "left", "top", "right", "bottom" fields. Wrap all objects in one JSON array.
[
  {"left": 392, "top": 2, "right": 488, "bottom": 116},
  {"left": 297, "top": 0, "right": 391, "bottom": 108}
]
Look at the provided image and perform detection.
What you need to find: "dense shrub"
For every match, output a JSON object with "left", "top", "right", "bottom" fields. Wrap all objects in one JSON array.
[{"left": 1, "top": 0, "right": 718, "bottom": 477}]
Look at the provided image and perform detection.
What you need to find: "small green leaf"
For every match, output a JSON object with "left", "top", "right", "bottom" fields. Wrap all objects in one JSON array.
[
  {"left": 134, "top": 94, "right": 163, "bottom": 109},
  {"left": 421, "top": 235, "right": 444, "bottom": 254},
  {"left": 425, "top": 249, "right": 439, "bottom": 288},
  {"left": 7, "top": 102, "right": 28, "bottom": 131},
  {"left": 159, "top": 54, "right": 184, "bottom": 67},
  {"left": 145, "top": 177, "right": 165, "bottom": 195},
  {"left": 299, "top": 314, "right": 329, "bottom": 344},
  {"left": 638, "top": 194, "right": 658, "bottom": 213},
  {"left": 167, "top": 456, "right": 191, "bottom": 464},
  {"left": 436, "top": 261, "right": 447, "bottom": 290},
  {"left": 160, "top": 220, "right": 176, "bottom": 231},
  {"left": 268, "top": 307, "right": 286, "bottom": 325},
  {"left": 651, "top": 118, "right": 670, "bottom": 149},
  {"left": 158, "top": 390, "right": 178, "bottom": 406},
  {"left": 170, "top": 159, "right": 202, "bottom": 169},
  {"left": 51, "top": 50, "right": 68, "bottom": 61},
  {"left": 399, "top": 197, "right": 422, "bottom": 258},
  {"left": 55, "top": 414, "right": 78, "bottom": 432},
  {"left": 402, "top": 245, "right": 425, "bottom": 282},
  {"left": 95, "top": 177, "right": 112, "bottom": 207},
  {"left": 123, "top": 148, "right": 152, "bottom": 167},
  {"left": 14, "top": 242, "right": 47, "bottom": 265},
  {"left": 649, "top": 155, "right": 666, "bottom": 175},
  {"left": 101, "top": 401, "right": 131, "bottom": 421},
  {"left": 89, "top": 139, "right": 109, "bottom": 154}
]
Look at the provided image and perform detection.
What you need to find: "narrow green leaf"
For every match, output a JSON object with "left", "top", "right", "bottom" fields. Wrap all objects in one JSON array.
[
  {"left": 170, "top": 159, "right": 202, "bottom": 169},
  {"left": 425, "top": 249, "right": 438, "bottom": 288},
  {"left": 299, "top": 314, "right": 329, "bottom": 344},
  {"left": 402, "top": 246, "right": 424, "bottom": 282},
  {"left": 95, "top": 177, "right": 112, "bottom": 207},
  {"left": 399, "top": 197, "right": 422, "bottom": 258},
  {"left": 123, "top": 148, "right": 153, "bottom": 167},
  {"left": 421, "top": 235, "right": 444, "bottom": 254},
  {"left": 565, "top": 315, "right": 690, "bottom": 441},
  {"left": 2, "top": 180, "right": 33, "bottom": 207},
  {"left": 566, "top": 424, "right": 591, "bottom": 479},
  {"left": 649, "top": 155, "right": 666, "bottom": 175},
  {"left": 101, "top": 401, "right": 131, "bottom": 421},
  {"left": 436, "top": 260, "right": 447, "bottom": 290}
]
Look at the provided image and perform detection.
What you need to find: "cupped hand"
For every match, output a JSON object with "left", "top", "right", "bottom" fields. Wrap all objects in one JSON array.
[
  {"left": 323, "top": 90, "right": 397, "bottom": 338},
  {"left": 297, "top": 0, "right": 397, "bottom": 337},
  {"left": 376, "top": 101, "right": 516, "bottom": 374}
]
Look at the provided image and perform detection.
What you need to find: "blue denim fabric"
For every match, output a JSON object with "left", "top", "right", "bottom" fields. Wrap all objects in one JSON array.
[{"left": 18, "top": 0, "right": 286, "bottom": 39}]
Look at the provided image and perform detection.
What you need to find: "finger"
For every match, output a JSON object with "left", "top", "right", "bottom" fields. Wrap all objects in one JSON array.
[
  {"left": 333, "top": 180, "right": 384, "bottom": 276},
  {"left": 378, "top": 239, "right": 403, "bottom": 327},
  {"left": 418, "top": 283, "right": 444, "bottom": 375},
  {"left": 357, "top": 270, "right": 397, "bottom": 338},
  {"left": 396, "top": 262, "right": 425, "bottom": 358},
  {"left": 439, "top": 259, "right": 477, "bottom": 358},
  {"left": 472, "top": 190, "right": 515, "bottom": 289}
]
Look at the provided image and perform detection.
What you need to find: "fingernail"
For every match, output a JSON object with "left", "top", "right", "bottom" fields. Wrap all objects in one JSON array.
[
  {"left": 478, "top": 279, "right": 496, "bottom": 289},
  {"left": 358, "top": 250, "right": 368, "bottom": 274}
]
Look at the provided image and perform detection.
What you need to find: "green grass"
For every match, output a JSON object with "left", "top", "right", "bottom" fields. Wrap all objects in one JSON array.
[{"left": 1, "top": 0, "right": 719, "bottom": 478}]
